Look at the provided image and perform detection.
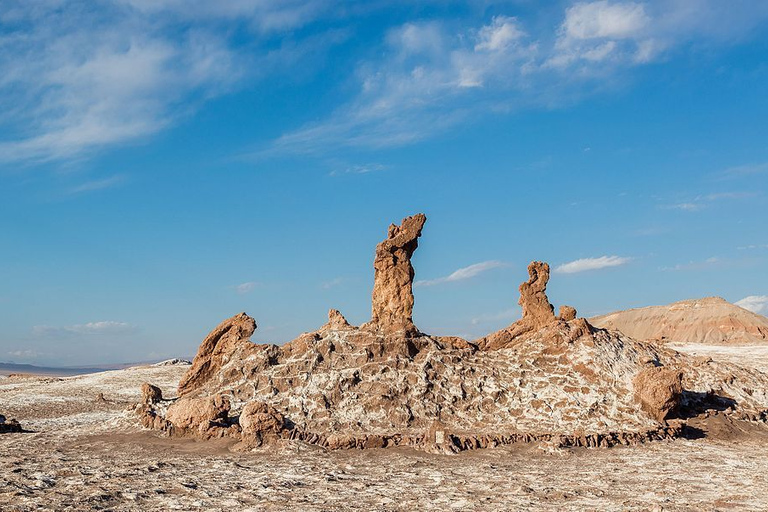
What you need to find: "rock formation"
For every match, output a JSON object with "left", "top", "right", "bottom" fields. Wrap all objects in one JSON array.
[
  {"left": 141, "top": 383, "right": 163, "bottom": 405},
  {"left": 137, "top": 214, "right": 768, "bottom": 453},
  {"left": 0, "top": 414, "right": 22, "bottom": 433},
  {"left": 367, "top": 213, "right": 426, "bottom": 336},
  {"left": 326, "top": 309, "right": 352, "bottom": 331},
  {"left": 477, "top": 261, "right": 581, "bottom": 350},
  {"left": 591, "top": 296, "right": 768, "bottom": 345},
  {"left": 165, "top": 394, "right": 232, "bottom": 432},
  {"left": 177, "top": 313, "right": 257, "bottom": 396},
  {"left": 633, "top": 366, "right": 684, "bottom": 422}
]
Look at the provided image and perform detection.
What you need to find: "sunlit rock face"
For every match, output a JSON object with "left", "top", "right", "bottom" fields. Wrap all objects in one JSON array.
[{"left": 138, "top": 214, "right": 768, "bottom": 453}]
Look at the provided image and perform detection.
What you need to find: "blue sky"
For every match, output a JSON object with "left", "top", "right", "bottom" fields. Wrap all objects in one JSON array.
[{"left": 1, "top": 0, "right": 767, "bottom": 366}]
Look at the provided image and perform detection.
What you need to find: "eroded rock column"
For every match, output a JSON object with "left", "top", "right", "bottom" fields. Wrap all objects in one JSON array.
[{"left": 369, "top": 213, "right": 426, "bottom": 335}]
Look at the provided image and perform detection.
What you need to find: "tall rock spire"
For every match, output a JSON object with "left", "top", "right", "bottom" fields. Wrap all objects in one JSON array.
[{"left": 369, "top": 213, "right": 426, "bottom": 335}]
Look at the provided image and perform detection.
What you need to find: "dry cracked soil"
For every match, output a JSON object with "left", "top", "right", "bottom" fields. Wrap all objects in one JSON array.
[{"left": 2, "top": 347, "right": 768, "bottom": 512}]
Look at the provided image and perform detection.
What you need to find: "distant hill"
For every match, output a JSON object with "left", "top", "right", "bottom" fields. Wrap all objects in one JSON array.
[
  {"left": 0, "top": 362, "right": 119, "bottom": 377},
  {"left": 590, "top": 297, "right": 768, "bottom": 345}
]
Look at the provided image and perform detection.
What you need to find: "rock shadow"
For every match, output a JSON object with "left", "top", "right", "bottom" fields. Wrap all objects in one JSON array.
[{"left": 674, "top": 390, "right": 737, "bottom": 420}]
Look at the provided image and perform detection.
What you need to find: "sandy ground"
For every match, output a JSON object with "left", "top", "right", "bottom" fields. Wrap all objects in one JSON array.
[
  {"left": 2, "top": 353, "right": 768, "bottom": 511},
  {"left": 670, "top": 343, "right": 768, "bottom": 371}
]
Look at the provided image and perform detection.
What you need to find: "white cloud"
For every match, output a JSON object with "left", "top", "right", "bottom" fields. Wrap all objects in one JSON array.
[
  {"left": 663, "top": 191, "right": 755, "bottom": 212},
  {"left": 321, "top": 277, "right": 347, "bottom": 290},
  {"left": 562, "top": 2, "right": 650, "bottom": 40},
  {"left": 268, "top": 2, "right": 768, "bottom": 156},
  {"left": 0, "top": 1, "right": 337, "bottom": 164},
  {"left": 67, "top": 175, "right": 125, "bottom": 195},
  {"left": 7, "top": 349, "right": 40, "bottom": 360},
  {"left": 329, "top": 164, "right": 386, "bottom": 177},
  {"left": 117, "top": 0, "right": 333, "bottom": 32},
  {"left": 32, "top": 321, "right": 136, "bottom": 338},
  {"left": 475, "top": 16, "right": 525, "bottom": 52},
  {"left": 735, "top": 296, "right": 768, "bottom": 315},
  {"left": 661, "top": 256, "right": 720, "bottom": 272},
  {"left": 555, "top": 255, "right": 631, "bottom": 274},
  {"left": 234, "top": 282, "right": 258, "bottom": 294},
  {"left": 416, "top": 260, "right": 506, "bottom": 287}
]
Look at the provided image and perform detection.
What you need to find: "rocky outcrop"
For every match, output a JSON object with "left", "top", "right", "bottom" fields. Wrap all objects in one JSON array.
[
  {"left": 177, "top": 313, "right": 256, "bottom": 396},
  {"left": 367, "top": 213, "right": 426, "bottom": 336},
  {"left": 137, "top": 215, "right": 768, "bottom": 453},
  {"left": 633, "top": 366, "right": 684, "bottom": 422},
  {"left": 165, "top": 394, "right": 231, "bottom": 432},
  {"left": 477, "top": 261, "right": 583, "bottom": 350},
  {"left": 141, "top": 383, "right": 163, "bottom": 405},
  {"left": 0, "top": 414, "right": 22, "bottom": 433},
  {"left": 326, "top": 309, "right": 353, "bottom": 331},
  {"left": 559, "top": 305, "right": 578, "bottom": 322},
  {"left": 237, "top": 401, "right": 287, "bottom": 448}
]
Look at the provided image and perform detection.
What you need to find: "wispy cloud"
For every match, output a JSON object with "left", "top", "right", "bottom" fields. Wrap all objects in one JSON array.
[
  {"left": 661, "top": 256, "right": 720, "bottom": 272},
  {"left": 555, "top": 255, "right": 631, "bottom": 274},
  {"left": 662, "top": 191, "right": 756, "bottom": 211},
  {"left": 719, "top": 161, "right": 768, "bottom": 179},
  {"left": 321, "top": 277, "right": 347, "bottom": 289},
  {"left": 328, "top": 164, "right": 386, "bottom": 177},
  {"left": 416, "top": 260, "right": 506, "bottom": 287},
  {"left": 233, "top": 282, "right": 258, "bottom": 295},
  {"left": 0, "top": 1, "right": 336, "bottom": 164},
  {"left": 735, "top": 295, "right": 768, "bottom": 315},
  {"left": 6, "top": 349, "right": 41, "bottom": 360},
  {"left": 32, "top": 321, "right": 136, "bottom": 338},
  {"left": 66, "top": 175, "right": 125, "bottom": 195},
  {"left": 267, "top": 2, "right": 768, "bottom": 155}
]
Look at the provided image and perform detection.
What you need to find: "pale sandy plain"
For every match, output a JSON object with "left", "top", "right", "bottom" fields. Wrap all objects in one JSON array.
[{"left": 2, "top": 345, "right": 768, "bottom": 512}]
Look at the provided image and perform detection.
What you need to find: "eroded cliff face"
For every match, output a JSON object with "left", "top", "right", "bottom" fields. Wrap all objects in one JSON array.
[
  {"left": 367, "top": 213, "right": 426, "bottom": 336},
  {"left": 177, "top": 313, "right": 256, "bottom": 396},
  {"left": 137, "top": 214, "right": 768, "bottom": 454}
]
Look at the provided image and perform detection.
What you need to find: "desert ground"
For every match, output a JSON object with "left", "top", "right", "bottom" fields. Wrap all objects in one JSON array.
[{"left": 2, "top": 345, "right": 768, "bottom": 512}]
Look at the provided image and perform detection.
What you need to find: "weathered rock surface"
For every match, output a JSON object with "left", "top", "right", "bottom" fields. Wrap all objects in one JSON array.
[
  {"left": 165, "top": 394, "right": 231, "bottom": 431},
  {"left": 477, "top": 261, "right": 580, "bottom": 350},
  {"left": 367, "top": 213, "right": 426, "bottom": 336},
  {"left": 559, "top": 305, "right": 578, "bottom": 322},
  {"left": 141, "top": 383, "right": 163, "bottom": 405},
  {"left": 326, "top": 309, "right": 353, "bottom": 331},
  {"left": 138, "top": 215, "right": 768, "bottom": 453},
  {"left": 633, "top": 366, "right": 684, "bottom": 422},
  {"left": 591, "top": 296, "right": 768, "bottom": 345},
  {"left": 177, "top": 313, "right": 257, "bottom": 396}
]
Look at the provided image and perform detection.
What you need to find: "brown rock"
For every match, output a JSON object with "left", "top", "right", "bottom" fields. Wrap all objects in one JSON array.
[
  {"left": 423, "top": 419, "right": 460, "bottom": 454},
  {"left": 559, "top": 305, "right": 577, "bottom": 321},
  {"left": 326, "top": 309, "right": 352, "bottom": 330},
  {"left": 165, "top": 394, "right": 231, "bottom": 430},
  {"left": 239, "top": 401, "right": 286, "bottom": 440},
  {"left": 141, "top": 383, "right": 163, "bottom": 405},
  {"left": 519, "top": 261, "right": 556, "bottom": 324},
  {"left": 368, "top": 213, "right": 426, "bottom": 336},
  {"left": 633, "top": 366, "right": 683, "bottom": 422},
  {"left": 178, "top": 313, "right": 257, "bottom": 396},
  {"left": 477, "top": 261, "right": 560, "bottom": 350}
]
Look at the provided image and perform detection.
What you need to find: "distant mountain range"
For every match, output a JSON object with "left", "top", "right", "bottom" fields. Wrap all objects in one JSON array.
[
  {"left": 590, "top": 297, "right": 768, "bottom": 345},
  {"left": 0, "top": 359, "right": 191, "bottom": 377},
  {"left": 0, "top": 361, "right": 125, "bottom": 377}
]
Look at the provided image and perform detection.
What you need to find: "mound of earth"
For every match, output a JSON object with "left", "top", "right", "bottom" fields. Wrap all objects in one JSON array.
[
  {"left": 138, "top": 214, "right": 768, "bottom": 453},
  {"left": 591, "top": 297, "right": 768, "bottom": 345}
]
